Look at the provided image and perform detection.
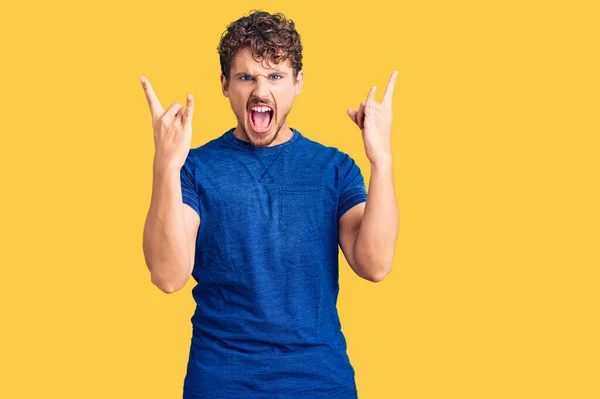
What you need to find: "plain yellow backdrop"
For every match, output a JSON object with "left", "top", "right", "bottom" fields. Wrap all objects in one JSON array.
[{"left": 1, "top": 1, "right": 599, "bottom": 398}]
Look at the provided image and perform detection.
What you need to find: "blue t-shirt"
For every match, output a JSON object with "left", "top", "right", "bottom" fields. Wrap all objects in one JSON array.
[{"left": 180, "top": 127, "right": 367, "bottom": 399}]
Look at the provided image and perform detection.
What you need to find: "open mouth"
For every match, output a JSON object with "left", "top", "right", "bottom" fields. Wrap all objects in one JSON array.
[{"left": 248, "top": 105, "right": 274, "bottom": 134}]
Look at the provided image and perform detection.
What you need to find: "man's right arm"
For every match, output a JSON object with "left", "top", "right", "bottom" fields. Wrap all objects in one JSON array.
[{"left": 142, "top": 165, "right": 200, "bottom": 294}]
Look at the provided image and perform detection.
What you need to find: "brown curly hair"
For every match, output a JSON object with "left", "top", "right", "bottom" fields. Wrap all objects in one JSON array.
[{"left": 217, "top": 10, "right": 303, "bottom": 84}]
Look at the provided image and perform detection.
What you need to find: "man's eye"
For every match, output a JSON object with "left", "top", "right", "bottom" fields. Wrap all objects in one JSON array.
[{"left": 239, "top": 75, "right": 281, "bottom": 81}]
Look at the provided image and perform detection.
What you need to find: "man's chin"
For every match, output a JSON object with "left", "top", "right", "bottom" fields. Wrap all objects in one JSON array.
[{"left": 244, "top": 124, "right": 278, "bottom": 148}]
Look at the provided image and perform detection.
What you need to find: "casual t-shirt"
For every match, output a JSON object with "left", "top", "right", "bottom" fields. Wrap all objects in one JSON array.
[{"left": 180, "top": 127, "right": 368, "bottom": 399}]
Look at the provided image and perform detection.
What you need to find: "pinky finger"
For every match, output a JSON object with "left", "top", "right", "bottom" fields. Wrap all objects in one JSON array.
[{"left": 357, "top": 101, "right": 366, "bottom": 130}]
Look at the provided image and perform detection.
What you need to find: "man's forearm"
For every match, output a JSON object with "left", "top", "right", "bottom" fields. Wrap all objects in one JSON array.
[
  {"left": 142, "top": 165, "right": 191, "bottom": 293},
  {"left": 354, "top": 157, "right": 399, "bottom": 281}
]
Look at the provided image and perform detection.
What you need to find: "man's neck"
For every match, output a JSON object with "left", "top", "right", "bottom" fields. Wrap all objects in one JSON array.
[{"left": 233, "top": 122, "right": 293, "bottom": 148}]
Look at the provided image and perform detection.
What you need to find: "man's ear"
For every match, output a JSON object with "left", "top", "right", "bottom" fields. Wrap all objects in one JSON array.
[
  {"left": 295, "top": 70, "right": 304, "bottom": 96},
  {"left": 221, "top": 74, "right": 229, "bottom": 97}
]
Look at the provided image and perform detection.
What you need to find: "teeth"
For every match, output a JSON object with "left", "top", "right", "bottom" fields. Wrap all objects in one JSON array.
[{"left": 250, "top": 106, "right": 272, "bottom": 112}]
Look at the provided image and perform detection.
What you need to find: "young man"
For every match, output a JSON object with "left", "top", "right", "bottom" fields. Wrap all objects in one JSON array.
[{"left": 141, "top": 10, "right": 399, "bottom": 399}]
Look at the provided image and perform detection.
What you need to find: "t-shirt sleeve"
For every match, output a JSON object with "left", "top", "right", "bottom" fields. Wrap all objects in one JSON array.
[
  {"left": 337, "top": 152, "right": 368, "bottom": 223},
  {"left": 180, "top": 154, "right": 201, "bottom": 218}
]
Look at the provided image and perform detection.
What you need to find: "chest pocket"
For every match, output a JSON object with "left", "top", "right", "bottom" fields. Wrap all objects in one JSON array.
[{"left": 279, "top": 184, "right": 324, "bottom": 233}]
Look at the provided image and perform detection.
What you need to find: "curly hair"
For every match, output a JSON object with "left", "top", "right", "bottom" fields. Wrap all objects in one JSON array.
[{"left": 217, "top": 10, "right": 303, "bottom": 83}]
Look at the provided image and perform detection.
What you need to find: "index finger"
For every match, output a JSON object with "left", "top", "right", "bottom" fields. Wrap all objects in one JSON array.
[
  {"left": 140, "top": 76, "right": 164, "bottom": 117},
  {"left": 382, "top": 70, "right": 398, "bottom": 107}
]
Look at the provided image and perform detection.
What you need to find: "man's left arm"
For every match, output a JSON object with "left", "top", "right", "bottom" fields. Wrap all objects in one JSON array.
[
  {"left": 342, "top": 71, "right": 400, "bottom": 282},
  {"left": 339, "top": 157, "right": 398, "bottom": 282}
]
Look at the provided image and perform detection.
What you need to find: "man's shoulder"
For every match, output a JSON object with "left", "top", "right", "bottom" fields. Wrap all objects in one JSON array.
[
  {"left": 188, "top": 132, "right": 229, "bottom": 158},
  {"left": 297, "top": 132, "right": 347, "bottom": 160}
]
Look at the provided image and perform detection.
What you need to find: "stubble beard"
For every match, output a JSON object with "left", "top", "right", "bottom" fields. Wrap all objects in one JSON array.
[{"left": 239, "top": 112, "right": 288, "bottom": 149}]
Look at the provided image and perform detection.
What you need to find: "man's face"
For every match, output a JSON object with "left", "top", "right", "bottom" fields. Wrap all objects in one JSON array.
[{"left": 221, "top": 47, "right": 304, "bottom": 148}]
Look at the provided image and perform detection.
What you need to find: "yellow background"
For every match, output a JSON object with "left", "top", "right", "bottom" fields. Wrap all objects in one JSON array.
[{"left": 1, "top": 0, "right": 598, "bottom": 398}]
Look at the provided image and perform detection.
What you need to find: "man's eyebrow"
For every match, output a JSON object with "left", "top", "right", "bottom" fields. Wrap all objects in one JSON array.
[{"left": 233, "top": 71, "right": 288, "bottom": 77}]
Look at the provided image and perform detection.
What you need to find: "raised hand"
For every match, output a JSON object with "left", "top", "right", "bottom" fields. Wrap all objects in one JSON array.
[
  {"left": 140, "top": 76, "right": 194, "bottom": 172},
  {"left": 346, "top": 71, "right": 398, "bottom": 164}
]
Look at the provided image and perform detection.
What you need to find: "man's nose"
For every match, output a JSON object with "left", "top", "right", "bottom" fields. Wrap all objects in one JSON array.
[{"left": 252, "top": 75, "right": 271, "bottom": 97}]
